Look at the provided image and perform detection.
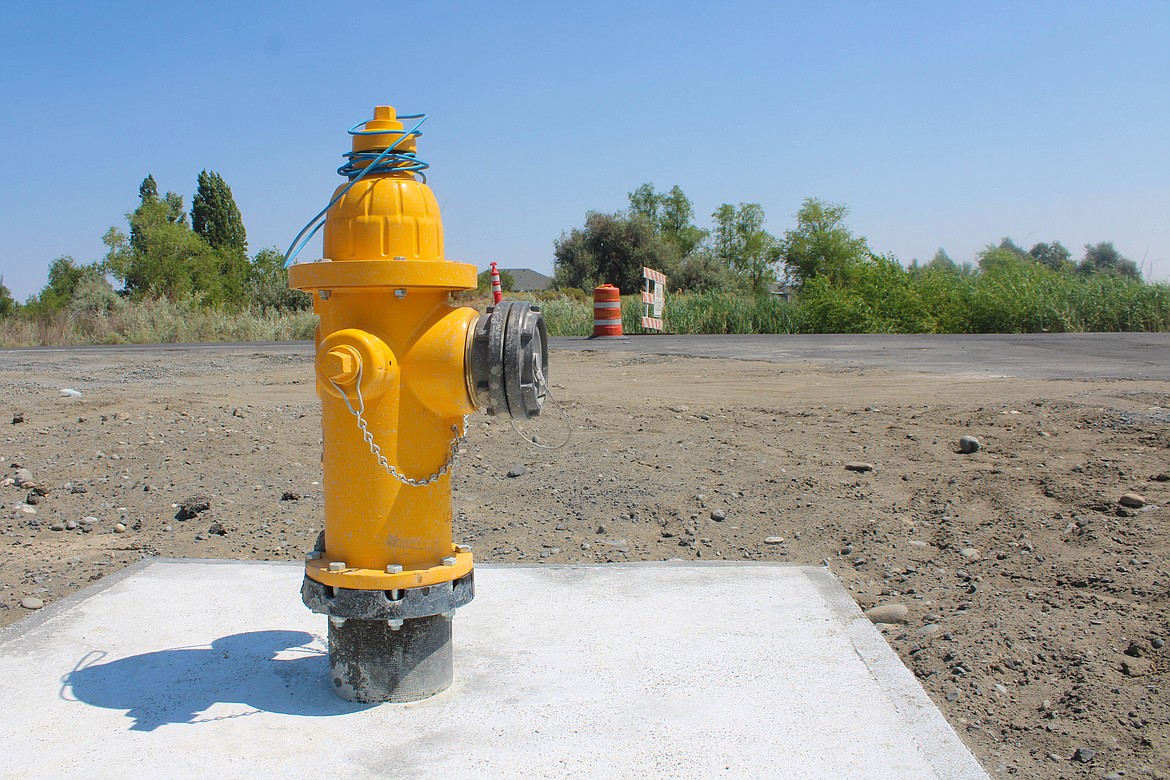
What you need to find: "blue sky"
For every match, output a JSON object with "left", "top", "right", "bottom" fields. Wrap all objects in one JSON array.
[{"left": 2, "top": 1, "right": 1167, "bottom": 300}]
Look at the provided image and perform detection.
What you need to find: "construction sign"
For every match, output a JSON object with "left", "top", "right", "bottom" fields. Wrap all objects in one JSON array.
[{"left": 641, "top": 266, "right": 666, "bottom": 332}]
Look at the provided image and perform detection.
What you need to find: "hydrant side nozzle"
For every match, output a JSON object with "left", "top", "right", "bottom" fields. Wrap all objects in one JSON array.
[
  {"left": 315, "top": 329, "right": 395, "bottom": 401},
  {"left": 324, "top": 345, "right": 361, "bottom": 386},
  {"left": 468, "top": 302, "right": 549, "bottom": 420}
]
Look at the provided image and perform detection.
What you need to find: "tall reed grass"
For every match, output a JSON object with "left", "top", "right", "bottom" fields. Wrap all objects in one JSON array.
[
  {"left": 0, "top": 298, "right": 318, "bottom": 347},
  {"left": 3, "top": 266, "right": 1168, "bottom": 347}
]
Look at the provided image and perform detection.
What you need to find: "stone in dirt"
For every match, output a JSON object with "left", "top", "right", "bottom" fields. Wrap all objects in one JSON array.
[
  {"left": 280, "top": 491, "right": 301, "bottom": 501},
  {"left": 1118, "top": 493, "right": 1146, "bottom": 508},
  {"left": 763, "top": 536, "right": 784, "bottom": 545},
  {"left": 960, "top": 548, "right": 981, "bottom": 561},
  {"left": 208, "top": 521, "right": 228, "bottom": 536},
  {"left": 1071, "top": 747, "right": 1096, "bottom": 763},
  {"left": 864, "top": 603, "right": 910, "bottom": 624},
  {"left": 845, "top": 462, "right": 874, "bottom": 473},
  {"left": 1120, "top": 657, "right": 1151, "bottom": 677},
  {"left": 14, "top": 468, "right": 33, "bottom": 486},
  {"left": 958, "top": 435, "right": 981, "bottom": 454},
  {"left": 176, "top": 495, "right": 211, "bottom": 520},
  {"left": 710, "top": 509, "right": 726, "bottom": 521},
  {"left": 20, "top": 597, "right": 44, "bottom": 610},
  {"left": 12, "top": 412, "right": 24, "bottom": 424},
  {"left": 507, "top": 464, "right": 526, "bottom": 478}
]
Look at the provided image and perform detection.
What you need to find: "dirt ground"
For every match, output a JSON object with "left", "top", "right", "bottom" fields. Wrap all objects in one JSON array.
[{"left": 1, "top": 344, "right": 1167, "bottom": 779}]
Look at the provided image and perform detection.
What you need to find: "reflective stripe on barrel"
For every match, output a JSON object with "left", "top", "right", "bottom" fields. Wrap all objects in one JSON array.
[{"left": 592, "top": 284, "right": 623, "bottom": 337}]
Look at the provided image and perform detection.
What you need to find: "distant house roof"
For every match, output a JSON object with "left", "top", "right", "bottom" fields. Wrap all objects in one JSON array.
[
  {"left": 769, "top": 281, "right": 795, "bottom": 301},
  {"left": 500, "top": 268, "right": 552, "bottom": 291}
]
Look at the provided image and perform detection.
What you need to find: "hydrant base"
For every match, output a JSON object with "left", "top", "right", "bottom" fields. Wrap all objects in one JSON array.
[{"left": 328, "top": 615, "right": 453, "bottom": 703}]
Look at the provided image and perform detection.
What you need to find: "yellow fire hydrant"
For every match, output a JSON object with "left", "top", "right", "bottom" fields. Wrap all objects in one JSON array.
[{"left": 288, "top": 106, "right": 548, "bottom": 702}]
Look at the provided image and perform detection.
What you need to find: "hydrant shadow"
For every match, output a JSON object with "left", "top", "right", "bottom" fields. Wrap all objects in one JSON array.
[{"left": 61, "top": 630, "right": 374, "bottom": 731}]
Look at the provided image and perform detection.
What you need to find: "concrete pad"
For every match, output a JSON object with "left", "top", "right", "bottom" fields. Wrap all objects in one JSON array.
[{"left": 0, "top": 560, "right": 987, "bottom": 779}]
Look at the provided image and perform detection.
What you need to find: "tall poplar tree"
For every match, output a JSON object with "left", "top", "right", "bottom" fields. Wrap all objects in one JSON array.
[
  {"left": 191, "top": 170, "right": 247, "bottom": 254},
  {"left": 191, "top": 170, "right": 249, "bottom": 305}
]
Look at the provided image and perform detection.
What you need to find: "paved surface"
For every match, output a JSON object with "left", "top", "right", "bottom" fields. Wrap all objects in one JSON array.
[
  {"left": 5, "top": 332, "right": 1168, "bottom": 379},
  {"left": 1, "top": 560, "right": 985, "bottom": 779},
  {"left": 562, "top": 332, "right": 1170, "bottom": 379}
]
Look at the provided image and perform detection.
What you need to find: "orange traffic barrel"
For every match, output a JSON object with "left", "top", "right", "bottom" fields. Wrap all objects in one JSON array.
[{"left": 589, "top": 284, "right": 626, "bottom": 339}]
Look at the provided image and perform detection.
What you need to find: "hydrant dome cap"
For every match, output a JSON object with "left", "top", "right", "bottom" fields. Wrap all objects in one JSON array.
[{"left": 354, "top": 105, "right": 416, "bottom": 154}]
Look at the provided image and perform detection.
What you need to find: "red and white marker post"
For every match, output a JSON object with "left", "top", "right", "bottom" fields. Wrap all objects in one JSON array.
[{"left": 489, "top": 262, "right": 503, "bottom": 304}]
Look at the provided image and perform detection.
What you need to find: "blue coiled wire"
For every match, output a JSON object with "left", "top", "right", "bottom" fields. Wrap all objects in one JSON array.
[{"left": 283, "top": 112, "right": 429, "bottom": 268}]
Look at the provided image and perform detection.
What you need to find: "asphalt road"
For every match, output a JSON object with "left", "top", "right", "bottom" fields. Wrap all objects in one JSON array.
[
  {"left": 4, "top": 333, "right": 1169, "bottom": 380},
  {"left": 559, "top": 332, "right": 1170, "bottom": 380}
]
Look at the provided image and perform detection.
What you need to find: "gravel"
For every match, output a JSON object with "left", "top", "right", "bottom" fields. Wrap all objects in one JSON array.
[{"left": 0, "top": 345, "right": 1166, "bottom": 780}]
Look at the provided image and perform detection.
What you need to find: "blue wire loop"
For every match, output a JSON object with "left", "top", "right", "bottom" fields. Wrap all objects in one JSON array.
[{"left": 283, "top": 112, "right": 429, "bottom": 268}]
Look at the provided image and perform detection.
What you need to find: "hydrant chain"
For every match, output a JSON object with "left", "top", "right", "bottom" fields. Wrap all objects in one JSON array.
[{"left": 331, "top": 366, "right": 467, "bottom": 487}]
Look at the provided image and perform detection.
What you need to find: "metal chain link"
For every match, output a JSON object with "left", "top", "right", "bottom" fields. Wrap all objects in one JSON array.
[{"left": 331, "top": 366, "right": 467, "bottom": 488}]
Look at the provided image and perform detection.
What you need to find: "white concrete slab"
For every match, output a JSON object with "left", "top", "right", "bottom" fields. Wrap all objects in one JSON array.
[{"left": 0, "top": 560, "right": 987, "bottom": 779}]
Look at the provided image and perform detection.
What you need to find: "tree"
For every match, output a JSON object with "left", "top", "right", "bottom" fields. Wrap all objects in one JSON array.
[
  {"left": 107, "top": 182, "right": 222, "bottom": 303},
  {"left": 248, "top": 247, "right": 312, "bottom": 311},
  {"left": 476, "top": 268, "right": 515, "bottom": 294},
  {"left": 627, "top": 183, "right": 706, "bottom": 258},
  {"left": 996, "top": 237, "right": 1027, "bottom": 258},
  {"left": 928, "top": 248, "right": 956, "bottom": 271},
  {"left": 164, "top": 192, "right": 188, "bottom": 226},
  {"left": 130, "top": 175, "right": 161, "bottom": 256},
  {"left": 38, "top": 256, "right": 87, "bottom": 312},
  {"left": 191, "top": 170, "right": 247, "bottom": 254},
  {"left": 139, "top": 174, "right": 158, "bottom": 202},
  {"left": 627, "top": 183, "right": 660, "bottom": 224},
  {"left": 192, "top": 171, "right": 249, "bottom": 305},
  {"left": 977, "top": 244, "right": 1025, "bottom": 273},
  {"left": 1028, "top": 241, "right": 1072, "bottom": 272},
  {"left": 1079, "top": 241, "right": 1140, "bottom": 279},
  {"left": 711, "top": 202, "right": 779, "bottom": 294},
  {"left": 779, "top": 199, "right": 872, "bottom": 287},
  {"left": 0, "top": 276, "right": 16, "bottom": 316},
  {"left": 671, "top": 251, "right": 746, "bottom": 293},
  {"left": 108, "top": 175, "right": 245, "bottom": 306},
  {"left": 24, "top": 256, "right": 108, "bottom": 316},
  {"left": 552, "top": 211, "right": 678, "bottom": 293}
]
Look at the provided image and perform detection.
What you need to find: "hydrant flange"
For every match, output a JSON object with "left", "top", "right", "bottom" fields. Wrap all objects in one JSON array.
[{"left": 302, "top": 570, "right": 474, "bottom": 620}]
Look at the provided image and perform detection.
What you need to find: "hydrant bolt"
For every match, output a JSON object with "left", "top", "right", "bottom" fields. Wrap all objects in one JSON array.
[
  {"left": 440, "top": 556, "right": 457, "bottom": 567},
  {"left": 329, "top": 561, "right": 347, "bottom": 572},
  {"left": 455, "top": 544, "right": 471, "bottom": 554},
  {"left": 385, "top": 564, "right": 403, "bottom": 574}
]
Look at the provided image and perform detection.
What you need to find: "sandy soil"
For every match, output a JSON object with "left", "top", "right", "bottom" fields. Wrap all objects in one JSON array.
[{"left": 1, "top": 345, "right": 1167, "bottom": 779}]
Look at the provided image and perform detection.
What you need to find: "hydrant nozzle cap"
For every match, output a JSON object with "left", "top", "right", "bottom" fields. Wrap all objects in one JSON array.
[{"left": 354, "top": 104, "right": 416, "bottom": 154}]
